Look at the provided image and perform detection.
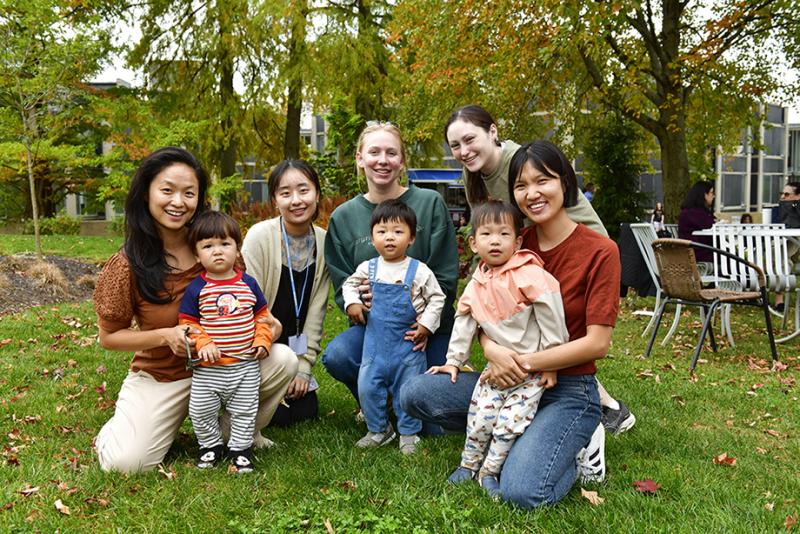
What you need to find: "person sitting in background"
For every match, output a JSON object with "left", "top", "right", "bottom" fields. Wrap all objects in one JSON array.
[
  {"left": 740, "top": 213, "right": 753, "bottom": 224},
  {"left": 678, "top": 181, "right": 716, "bottom": 267},
  {"left": 775, "top": 181, "right": 800, "bottom": 312}
]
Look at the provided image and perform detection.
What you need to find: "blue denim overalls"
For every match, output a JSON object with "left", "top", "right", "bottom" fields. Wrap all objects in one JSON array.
[{"left": 357, "top": 257, "right": 426, "bottom": 435}]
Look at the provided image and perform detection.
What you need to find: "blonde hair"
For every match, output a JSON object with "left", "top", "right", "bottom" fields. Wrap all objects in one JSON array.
[{"left": 355, "top": 122, "right": 408, "bottom": 178}]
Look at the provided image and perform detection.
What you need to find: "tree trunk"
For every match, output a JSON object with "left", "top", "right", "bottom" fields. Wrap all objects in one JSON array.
[
  {"left": 283, "top": 2, "right": 306, "bottom": 160},
  {"left": 658, "top": 108, "right": 691, "bottom": 224},
  {"left": 24, "top": 142, "right": 42, "bottom": 260},
  {"left": 219, "top": 13, "right": 237, "bottom": 181}
]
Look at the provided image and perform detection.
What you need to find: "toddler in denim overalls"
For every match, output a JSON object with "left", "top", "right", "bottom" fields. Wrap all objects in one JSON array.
[{"left": 342, "top": 200, "right": 445, "bottom": 454}]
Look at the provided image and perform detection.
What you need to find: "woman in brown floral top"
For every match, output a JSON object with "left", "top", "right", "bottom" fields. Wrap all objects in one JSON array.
[{"left": 93, "top": 147, "right": 297, "bottom": 473}]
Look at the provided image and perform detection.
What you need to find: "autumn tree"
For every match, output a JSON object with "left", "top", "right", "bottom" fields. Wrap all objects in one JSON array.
[
  {"left": 390, "top": 1, "right": 800, "bottom": 218},
  {"left": 0, "top": 0, "right": 108, "bottom": 257}
]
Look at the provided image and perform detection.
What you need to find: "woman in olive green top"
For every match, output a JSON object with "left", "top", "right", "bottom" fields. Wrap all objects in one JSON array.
[{"left": 443, "top": 104, "right": 635, "bottom": 436}]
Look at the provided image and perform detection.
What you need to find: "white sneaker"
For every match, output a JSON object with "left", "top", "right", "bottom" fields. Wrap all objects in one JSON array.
[
  {"left": 355, "top": 423, "right": 396, "bottom": 448},
  {"left": 577, "top": 423, "right": 606, "bottom": 483},
  {"left": 399, "top": 434, "right": 420, "bottom": 455}
]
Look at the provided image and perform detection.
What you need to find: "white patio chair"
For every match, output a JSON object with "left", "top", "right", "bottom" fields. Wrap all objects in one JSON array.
[
  {"left": 630, "top": 223, "right": 682, "bottom": 342},
  {"left": 713, "top": 223, "right": 798, "bottom": 342}
]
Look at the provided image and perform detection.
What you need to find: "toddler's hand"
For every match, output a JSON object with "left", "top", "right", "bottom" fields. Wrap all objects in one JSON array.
[
  {"left": 198, "top": 342, "right": 220, "bottom": 363},
  {"left": 253, "top": 346, "right": 268, "bottom": 360},
  {"left": 539, "top": 370, "right": 558, "bottom": 389},
  {"left": 346, "top": 303, "right": 366, "bottom": 324},
  {"left": 405, "top": 322, "right": 430, "bottom": 351},
  {"left": 357, "top": 278, "right": 372, "bottom": 310},
  {"left": 426, "top": 364, "right": 459, "bottom": 383}
]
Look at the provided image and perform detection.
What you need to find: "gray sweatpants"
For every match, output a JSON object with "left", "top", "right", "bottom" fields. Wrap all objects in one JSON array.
[{"left": 189, "top": 360, "right": 260, "bottom": 451}]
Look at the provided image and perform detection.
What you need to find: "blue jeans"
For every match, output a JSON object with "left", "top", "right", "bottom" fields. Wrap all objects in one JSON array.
[
  {"left": 322, "top": 325, "right": 449, "bottom": 435},
  {"left": 400, "top": 372, "right": 600, "bottom": 508},
  {"left": 322, "top": 325, "right": 449, "bottom": 401}
]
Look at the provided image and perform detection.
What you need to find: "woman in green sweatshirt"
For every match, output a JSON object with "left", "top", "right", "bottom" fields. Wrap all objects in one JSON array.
[{"left": 321, "top": 122, "right": 459, "bottom": 409}]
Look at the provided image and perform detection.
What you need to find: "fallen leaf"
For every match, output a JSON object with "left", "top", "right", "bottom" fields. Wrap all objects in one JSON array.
[
  {"left": 772, "top": 361, "right": 788, "bottom": 372},
  {"left": 725, "top": 419, "right": 734, "bottom": 428},
  {"left": 636, "top": 369, "right": 655, "bottom": 379},
  {"left": 764, "top": 502, "right": 774, "bottom": 511},
  {"left": 95, "top": 365, "right": 106, "bottom": 374},
  {"left": 764, "top": 429, "right": 781, "bottom": 438},
  {"left": 581, "top": 487, "right": 604, "bottom": 505},
  {"left": 712, "top": 452, "right": 737, "bottom": 466},
  {"left": 95, "top": 382, "right": 107, "bottom": 395},
  {"left": 0, "top": 339, "right": 11, "bottom": 346},
  {"left": 756, "top": 447, "right": 768, "bottom": 455},
  {"left": 671, "top": 395, "right": 686, "bottom": 407},
  {"left": 67, "top": 359, "right": 77, "bottom": 368},
  {"left": 786, "top": 514, "right": 798, "bottom": 529},
  {"left": 324, "top": 518, "right": 334, "bottom": 534},
  {"left": 633, "top": 479, "right": 661, "bottom": 494},
  {"left": 54, "top": 499, "right": 70, "bottom": 515},
  {"left": 84, "top": 497, "right": 110, "bottom": 507},
  {"left": 157, "top": 464, "right": 177, "bottom": 480},
  {"left": 751, "top": 383, "right": 764, "bottom": 391},
  {"left": 1, "top": 502, "right": 13, "bottom": 511},
  {"left": 326, "top": 409, "right": 336, "bottom": 417},
  {"left": 339, "top": 480, "right": 357, "bottom": 491},
  {"left": 19, "top": 485, "right": 39, "bottom": 497}
]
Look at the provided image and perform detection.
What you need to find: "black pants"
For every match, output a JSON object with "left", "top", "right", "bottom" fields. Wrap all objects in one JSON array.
[{"left": 268, "top": 391, "right": 318, "bottom": 428}]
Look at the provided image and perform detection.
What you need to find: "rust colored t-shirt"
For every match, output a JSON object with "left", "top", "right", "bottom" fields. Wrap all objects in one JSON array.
[
  {"left": 521, "top": 224, "right": 621, "bottom": 375},
  {"left": 93, "top": 251, "right": 202, "bottom": 382}
]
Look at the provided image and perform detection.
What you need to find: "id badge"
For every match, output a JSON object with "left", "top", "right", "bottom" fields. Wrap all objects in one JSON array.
[{"left": 288, "top": 333, "right": 308, "bottom": 355}]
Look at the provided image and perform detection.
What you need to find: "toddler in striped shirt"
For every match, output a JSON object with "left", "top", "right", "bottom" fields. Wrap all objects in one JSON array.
[{"left": 179, "top": 211, "right": 272, "bottom": 473}]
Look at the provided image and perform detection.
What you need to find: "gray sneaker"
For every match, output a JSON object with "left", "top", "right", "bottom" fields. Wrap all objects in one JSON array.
[
  {"left": 601, "top": 400, "right": 636, "bottom": 436},
  {"left": 355, "top": 423, "right": 396, "bottom": 448},
  {"left": 399, "top": 434, "right": 420, "bottom": 455}
]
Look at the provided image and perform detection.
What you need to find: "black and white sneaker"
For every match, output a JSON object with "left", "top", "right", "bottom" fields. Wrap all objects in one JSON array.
[
  {"left": 601, "top": 400, "right": 636, "bottom": 436},
  {"left": 229, "top": 447, "right": 255, "bottom": 474},
  {"left": 197, "top": 445, "right": 224, "bottom": 469},
  {"left": 577, "top": 423, "right": 606, "bottom": 483}
]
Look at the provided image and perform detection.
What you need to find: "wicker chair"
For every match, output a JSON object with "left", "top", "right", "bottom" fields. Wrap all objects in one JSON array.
[{"left": 644, "top": 239, "right": 778, "bottom": 370}]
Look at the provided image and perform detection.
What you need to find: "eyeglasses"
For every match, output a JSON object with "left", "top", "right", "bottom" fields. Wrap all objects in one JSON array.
[{"left": 780, "top": 192, "right": 792, "bottom": 198}]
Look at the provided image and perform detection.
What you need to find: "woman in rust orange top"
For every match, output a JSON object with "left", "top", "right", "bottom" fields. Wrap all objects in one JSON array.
[{"left": 93, "top": 147, "right": 297, "bottom": 473}]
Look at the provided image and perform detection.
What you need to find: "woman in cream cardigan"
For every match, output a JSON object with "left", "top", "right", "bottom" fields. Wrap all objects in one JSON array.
[{"left": 242, "top": 159, "right": 330, "bottom": 427}]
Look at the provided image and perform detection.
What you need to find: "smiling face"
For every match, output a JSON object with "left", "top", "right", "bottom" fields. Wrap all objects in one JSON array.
[
  {"left": 446, "top": 119, "right": 500, "bottom": 174},
  {"left": 371, "top": 218, "right": 415, "bottom": 263},
  {"left": 512, "top": 161, "right": 565, "bottom": 226},
  {"left": 147, "top": 163, "right": 199, "bottom": 236},
  {"left": 356, "top": 129, "right": 405, "bottom": 192},
  {"left": 195, "top": 235, "right": 238, "bottom": 279},
  {"left": 469, "top": 216, "right": 522, "bottom": 268},
  {"left": 273, "top": 168, "right": 319, "bottom": 235}
]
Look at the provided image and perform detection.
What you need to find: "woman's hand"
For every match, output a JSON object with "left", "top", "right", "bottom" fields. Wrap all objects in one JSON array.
[
  {"left": 286, "top": 376, "right": 309, "bottom": 400},
  {"left": 480, "top": 335, "right": 528, "bottom": 388},
  {"left": 357, "top": 278, "right": 372, "bottom": 310},
  {"left": 426, "top": 364, "right": 459, "bottom": 383},
  {"left": 164, "top": 325, "right": 197, "bottom": 357},
  {"left": 258, "top": 314, "right": 282, "bottom": 341}
]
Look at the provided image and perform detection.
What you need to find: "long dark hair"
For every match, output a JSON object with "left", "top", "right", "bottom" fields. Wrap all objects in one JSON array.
[
  {"left": 680, "top": 181, "right": 714, "bottom": 212},
  {"left": 444, "top": 104, "right": 501, "bottom": 205},
  {"left": 507, "top": 140, "right": 579, "bottom": 213},
  {"left": 124, "top": 147, "right": 208, "bottom": 304}
]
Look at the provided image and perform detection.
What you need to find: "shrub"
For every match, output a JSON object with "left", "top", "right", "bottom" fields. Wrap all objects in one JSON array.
[
  {"left": 23, "top": 213, "right": 81, "bottom": 235},
  {"left": 28, "top": 261, "right": 69, "bottom": 296},
  {"left": 109, "top": 216, "right": 125, "bottom": 236}
]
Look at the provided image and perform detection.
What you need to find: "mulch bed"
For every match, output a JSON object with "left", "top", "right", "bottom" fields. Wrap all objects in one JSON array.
[{"left": 0, "top": 255, "right": 101, "bottom": 316}]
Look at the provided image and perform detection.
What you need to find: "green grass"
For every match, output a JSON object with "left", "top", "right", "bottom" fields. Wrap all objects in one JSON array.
[
  {"left": 1, "top": 241, "right": 799, "bottom": 531},
  {"left": 0, "top": 235, "right": 122, "bottom": 263}
]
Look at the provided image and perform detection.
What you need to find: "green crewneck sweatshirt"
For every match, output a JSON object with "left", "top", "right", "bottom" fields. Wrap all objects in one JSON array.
[
  {"left": 461, "top": 140, "right": 608, "bottom": 237},
  {"left": 324, "top": 185, "right": 458, "bottom": 333}
]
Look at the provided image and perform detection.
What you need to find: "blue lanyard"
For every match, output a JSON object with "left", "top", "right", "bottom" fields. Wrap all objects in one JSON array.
[{"left": 280, "top": 218, "right": 313, "bottom": 332}]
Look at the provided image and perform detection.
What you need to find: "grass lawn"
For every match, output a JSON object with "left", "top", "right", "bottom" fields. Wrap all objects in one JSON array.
[
  {"left": 0, "top": 235, "right": 122, "bottom": 263},
  {"left": 1, "top": 240, "right": 798, "bottom": 531}
]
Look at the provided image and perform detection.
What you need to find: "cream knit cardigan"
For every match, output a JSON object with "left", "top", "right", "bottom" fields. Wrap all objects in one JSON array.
[{"left": 241, "top": 217, "right": 330, "bottom": 378}]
